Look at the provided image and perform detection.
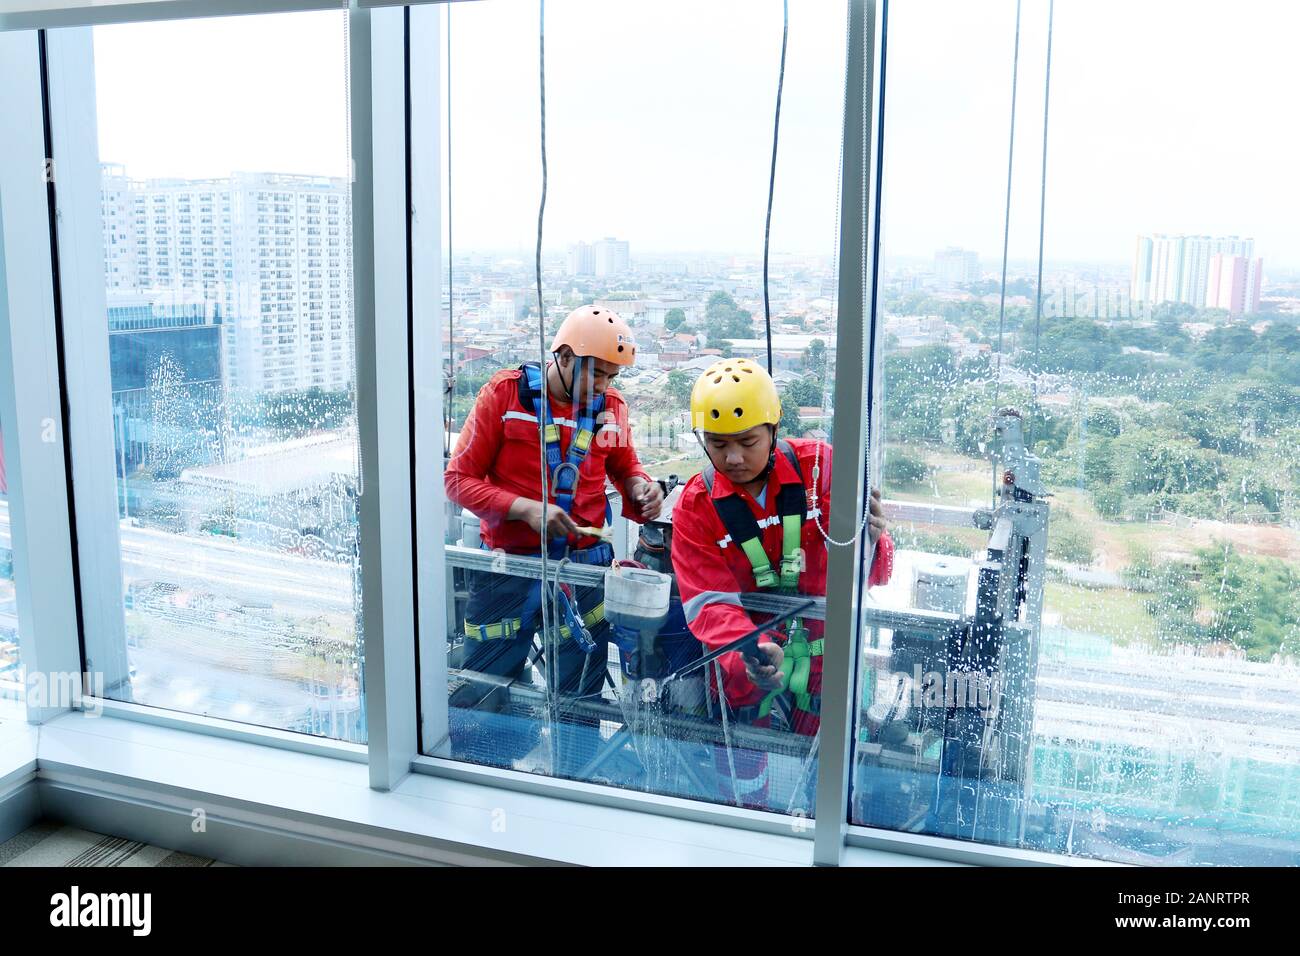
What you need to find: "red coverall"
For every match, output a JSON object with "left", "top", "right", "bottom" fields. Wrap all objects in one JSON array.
[
  {"left": 444, "top": 366, "right": 652, "bottom": 551},
  {"left": 670, "top": 436, "right": 894, "bottom": 737},
  {"left": 442, "top": 365, "right": 654, "bottom": 772}
]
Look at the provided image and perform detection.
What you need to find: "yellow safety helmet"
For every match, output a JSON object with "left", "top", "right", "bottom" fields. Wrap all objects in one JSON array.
[{"left": 690, "top": 357, "right": 782, "bottom": 433}]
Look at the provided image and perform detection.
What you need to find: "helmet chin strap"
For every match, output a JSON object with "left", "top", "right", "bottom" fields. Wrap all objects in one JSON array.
[
  {"left": 754, "top": 425, "right": 780, "bottom": 482},
  {"left": 554, "top": 351, "right": 595, "bottom": 409},
  {"left": 554, "top": 350, "right": 575, "bottom": 402}
]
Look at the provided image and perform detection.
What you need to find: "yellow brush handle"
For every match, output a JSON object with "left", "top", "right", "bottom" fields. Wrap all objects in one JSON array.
[{"left": 574, "top": 525, "right": 613, "bottom": 539}]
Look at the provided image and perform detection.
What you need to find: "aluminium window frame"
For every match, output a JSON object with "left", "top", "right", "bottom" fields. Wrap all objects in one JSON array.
[
  {"left": 0, "top": 28, "right": 83, "bottom": 725},
  {"left": 0, "top": 0, "right": 1074, "bottom": 867}
]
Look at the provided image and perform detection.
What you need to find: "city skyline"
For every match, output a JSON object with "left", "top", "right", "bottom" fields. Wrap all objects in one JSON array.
[{"left": 89, "top": 2, "right": 1300, "bottom": 270}]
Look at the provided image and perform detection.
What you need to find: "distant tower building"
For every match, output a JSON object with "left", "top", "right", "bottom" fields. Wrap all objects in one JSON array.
[
  {"left": 566, "top": 241, "right": 594, "bottom": 276},
  {"left": 1206, "top": 253, "right": 1263, "bottom": 317},
  {"left": 99, "top": 164, "right": 354, "bottom": 395},
  {"left": 592, "top": 237, "right": 630, "bottom": 276},
  {"left": 101, "top": 164, "right": 141, "bottom": 292},
  {"left": 107, "top": 292, "right": 224, "bottom": 480},
  {"left": 1132, "top": 234, "right": 1256, "bottom": 309},
  {"left": 933, "top": 247, "right": 980, "bottom": 289}
]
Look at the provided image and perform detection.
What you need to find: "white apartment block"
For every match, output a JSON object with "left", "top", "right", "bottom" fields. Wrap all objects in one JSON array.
[
  {"left": 933, "top": 247, "right": 980, "bottom": 289},
  {"left": 100, "top": 164, "right": 354, "bottom": 395},
  {"left": 593, "top": 237, "right": 630, "bottom": 276},
  {"left": 1132, "top": 233, "right": 1257, "bottom": 310},
  {"left": 566, "top": 240, "right": 594, "bottom": 276}
]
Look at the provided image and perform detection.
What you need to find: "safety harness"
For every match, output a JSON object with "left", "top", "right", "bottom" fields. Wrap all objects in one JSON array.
[
  {"left": 520, "top": 360, "right": 605, "bottom": 527},
  {"left": 703, "top": 440, "right": 821, "bottom": 718},
  {"left": 465, "top": 361, "right": 610, "bottom": 653}
]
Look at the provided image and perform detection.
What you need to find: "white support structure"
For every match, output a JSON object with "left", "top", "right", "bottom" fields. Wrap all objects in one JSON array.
[
  {"left": 0, "top": 29, "right": 83, "bottom": 723},
  {"left": 353, "top": 3, "right": 418, "bottom": 790},
  {"left": 408, "top": 1, "right": 449, "bottom": 757},
  {"left": 0, "top": 0, "right": 340, "bottom": 32},
  {"left": 45, "top": 27, "right": 134, "bottom": 703}
]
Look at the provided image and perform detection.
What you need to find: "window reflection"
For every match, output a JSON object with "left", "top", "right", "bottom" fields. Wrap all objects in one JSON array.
[{"left": 0, "top": 450, "right": 18, "bottom": 699}]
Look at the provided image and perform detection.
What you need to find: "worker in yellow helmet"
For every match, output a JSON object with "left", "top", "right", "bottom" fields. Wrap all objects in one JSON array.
[{"left": 668, "top": 357, "right": 893, "bottom": 808}]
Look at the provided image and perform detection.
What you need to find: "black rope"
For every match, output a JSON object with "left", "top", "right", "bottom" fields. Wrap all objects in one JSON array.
[{"left": 762, "top": 0, "right": 789, "bottom": 376}]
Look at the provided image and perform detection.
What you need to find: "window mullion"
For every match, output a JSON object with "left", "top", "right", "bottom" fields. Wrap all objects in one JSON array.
[
  {"left": 812, "top": 0, "right": 884, "bottom": 867},
  {"left": 0, "top": 29, "right": 83, "bottom": 722}
]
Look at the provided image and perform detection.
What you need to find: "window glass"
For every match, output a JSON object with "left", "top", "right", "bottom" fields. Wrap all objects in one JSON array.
[
  {"left": 429, "top": 0, "right": 856, "bottom": 815},
  {"left": 77, "top": 11, "right": 363, "bottom": 740},
  {"left": 0, "top": 457, "right": 19, "bottom": 700},
  {"left": 853, "top": 0, "right": 1300, "bottom": 865}
]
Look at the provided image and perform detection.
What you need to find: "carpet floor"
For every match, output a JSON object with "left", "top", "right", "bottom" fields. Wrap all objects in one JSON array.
[{"left": 0, "top": 820, "right": 233, "bottom": 867}]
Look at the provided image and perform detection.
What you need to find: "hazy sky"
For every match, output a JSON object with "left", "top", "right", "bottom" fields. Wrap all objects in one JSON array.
[{"left": 90, "top": 0, "right": 1300, "bottom": 268}]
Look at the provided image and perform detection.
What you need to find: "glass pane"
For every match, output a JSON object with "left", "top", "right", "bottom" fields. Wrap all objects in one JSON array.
[
  {"left": 852, "top": 0, "right": 1300, "bottom": 865},
  {"left": 77, "top": 11, "right": 363, "bottom": 740},
  {"left": 0, "top": 440, "right": 19, "bottom": 701},
  {"left": 429, "top": 0, "right": 849, "bottom": 814}
]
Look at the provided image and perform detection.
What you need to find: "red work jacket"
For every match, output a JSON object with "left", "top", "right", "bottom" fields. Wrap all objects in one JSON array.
[
  {"left": 445, "top": 366, "right": 652, "bottom": 553},
  {"left": 670, "top": 437, "right": 894, "bottom": 710}
]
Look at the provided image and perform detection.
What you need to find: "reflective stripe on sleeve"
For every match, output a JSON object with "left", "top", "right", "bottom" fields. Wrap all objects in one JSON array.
[{"left": 682, "top": 590, "right": 746, "bottom": 623}]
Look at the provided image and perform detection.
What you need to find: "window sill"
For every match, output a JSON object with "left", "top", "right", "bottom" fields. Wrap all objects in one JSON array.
[
  {"left": 29, "top": 710, "right": 788, "bottom": 865},
  {"left": 24, "top": 710, "right": 970, "bottom": 866}
]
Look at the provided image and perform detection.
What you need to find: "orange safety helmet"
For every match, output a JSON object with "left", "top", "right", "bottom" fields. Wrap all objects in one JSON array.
[{"left": 550, "top": 305, "right": 637, "bottom": 366}]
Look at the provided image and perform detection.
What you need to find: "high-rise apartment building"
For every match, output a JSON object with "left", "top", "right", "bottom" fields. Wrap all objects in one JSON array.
[
  {"left": 566, "top": 241, "right": 594, "bottom": 276},
  {"left": 100, "top": 164, "right": 354, "bottom": 395},
  {"left": 933, "top": 247, "right": 980, "bottom": 289},
  {"left": 592, "top": 237, "right": 630, "bottom": 276},
  {"left": 1206, "top": 253, "right": 1263, "bottom": 317},
  {"left": 1132, "top": 234, "right": 1259, "bottom": 311}
]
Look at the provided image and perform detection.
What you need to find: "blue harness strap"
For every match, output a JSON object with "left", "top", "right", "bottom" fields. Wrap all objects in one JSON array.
[
  {"left": 522, "top": 361, "right": 605, "bottom": 546},
  {"left": 516, "top": 362, "right": 609, "bottom": 653}
]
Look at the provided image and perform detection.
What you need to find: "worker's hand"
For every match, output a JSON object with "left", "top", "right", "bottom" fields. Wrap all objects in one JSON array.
[
  {"left": 627, "top": 477, "right": 664, "bottom": 521},
  {"left": 743, "top": 641, "right": 785, "bottom": 692},
  {"left": 868, "top": 487, "right": 887, "bottom": 549},
  {"left": 510, "top": 498, "right": 580, "bottom": 541}
]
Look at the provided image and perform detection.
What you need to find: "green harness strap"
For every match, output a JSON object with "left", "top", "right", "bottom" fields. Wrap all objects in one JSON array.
[{"left": 706, "top": 442, "right": 822, "bottom": 719}]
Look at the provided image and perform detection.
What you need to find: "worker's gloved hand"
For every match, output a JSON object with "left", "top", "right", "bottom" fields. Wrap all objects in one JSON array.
[
  {"left": 626, "top": 477, "right": 665, "bottom": 521},
  {"left": 512, "top": 498, "right": 580, "bottom": 541},
  {"left": 868, "top": 487, "right": 887, "bottom": 549},
  {"left": 743, "top": 639, "right": 785, "bottom": 693}
]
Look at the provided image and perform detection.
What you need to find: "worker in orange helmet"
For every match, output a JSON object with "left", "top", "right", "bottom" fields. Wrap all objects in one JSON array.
[
  {"left": 445, "top": 305, "right": 664, "bottom": 773},
  {"left": 669, "top": 357, "right": 893, "bottom": 809}
]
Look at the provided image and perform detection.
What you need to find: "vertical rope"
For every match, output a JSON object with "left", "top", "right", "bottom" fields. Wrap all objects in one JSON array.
[
  {"left": 533, "top": 0, "right": 559, "bottom": 766},
  {"left": 991, "top": 0, "right": 1023, "bottom": 500},
  {"left": 762, "top": 0, "right": 789, "bottom": 376},
  {"left": 1029, "top": 0, "right": 1055, "bottom": 447},
  {"left": 444, "top": 2, "right": 455, "bottom": 458}
]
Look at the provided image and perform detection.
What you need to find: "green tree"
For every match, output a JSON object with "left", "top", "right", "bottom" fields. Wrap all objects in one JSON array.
[
  {"left": 665, "top": 369, "right": 694, "bottom": 407},
  {"left": 704, "top": 290, "right": 754, "bottom": 346},
  {"left": 779, "top": 386, "right": 806, "bottom": 437},
  {"left": 884, "top": 449, "right": 928, "bottom": 487},
  {"left": 803, "top": 339, "right": 827, "bottom": 372},
  {"left": 664, "top": 308, "right": 686, "bottom": 331}
]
